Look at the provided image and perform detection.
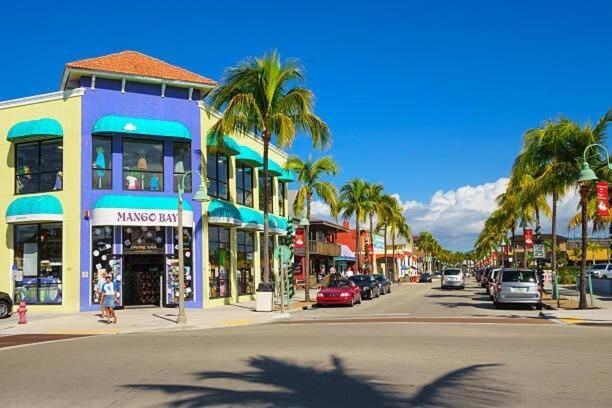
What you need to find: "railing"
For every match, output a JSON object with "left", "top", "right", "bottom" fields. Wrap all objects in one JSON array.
[{"left": 309, "top": 240, "right": 341, "bottom": 257}]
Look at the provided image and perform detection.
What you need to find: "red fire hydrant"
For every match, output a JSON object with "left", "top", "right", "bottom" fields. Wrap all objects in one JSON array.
[{"left": 17, "top": 301, "right": 27, "bottom": 324}]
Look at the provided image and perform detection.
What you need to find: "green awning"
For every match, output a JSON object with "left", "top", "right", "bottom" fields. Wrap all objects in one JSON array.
[
  {"left": 6, "top": 195, "right": 63, "bottom": 223},
  {"left": 93, "top": 115, "right": 191, "bottom": 140},
  {"left": 208, "top": 199, "right": 242, "bottom": 226},
  {"left": 206, "top": 134, "right": 240, "bottom": 156},
  {"left": 94, "top": 194, "right": 192, "bottom": 211},
  {"left": 236, "top": 145, "right": 264, "bottom": 167},
  {"left": 259, "top": 160, "right": 284, "bottom": 177},
  {"left": 238, "top": 206, "right": 264, "bottom": 230},
  {"left": 278, "top": 170, "right": 295, "bottom": 182},
  {"left": 7, "top": 118, "right": 63, "bottom": 142}
]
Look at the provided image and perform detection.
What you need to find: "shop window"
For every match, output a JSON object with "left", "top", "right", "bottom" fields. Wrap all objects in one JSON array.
[
  {"left": 123, "top": 139, "right": 164, "bottom": 191},
  {"left": 173, "top": 142, "right": 192, "bottom": 193},
  {"left": 92, "top": 136, "right": 112, "bottom": 189},
  {"left": 91, "top": 226, "right": 119, "bottom": 304},
  {"left": 15, "top": 140, "right": 63, "bottom": 194},
  {"left": 260, "top": 234, "right": 275, "bottom": 284},
  {"left": 123, "top": 226, "right": 165, "bottom": 253},
  {"left": 13, "top": 223, "right": 62, "bottom": 304},
  {"left": 166, "top": 227, "right": 194, "bottom": 303},
  {"left": 236, "top": 162, "right": 253, "bottom": 207},
  {"left": 278, "top": 181, "right": 286, "bottom": 217},
  {"left": 237, "top": 230, "right": 255, "bottom": 295},
  {"left": 209, "top": 225, "right": 231, "bottom": 298},
  {"left": 207, "top": 152, "right": 229, "bottom": 200},
  {"left": 258, "top": 174, "right": 273, "bottom": 212}
]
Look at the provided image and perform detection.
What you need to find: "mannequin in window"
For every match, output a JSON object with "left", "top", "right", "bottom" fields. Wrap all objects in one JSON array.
[
  {"left": 53, "top": 171, "right": 63, "bottom": 190},
  {"left": 95, "top": 146, "right": 107, "bottom": 189},
  {"left": 137, "top": 148, "right": 148, "bottom": 190},
  {"left": 126, "top": 172, "right": 138, "bottom": 190},
  {"left": 150, "top": 175, "right": 160, "bottom": 191}
]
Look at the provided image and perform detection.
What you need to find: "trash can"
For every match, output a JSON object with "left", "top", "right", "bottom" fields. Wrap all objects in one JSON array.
[{"left": 256, "top": 282, "right": 274, "bottom": 312}]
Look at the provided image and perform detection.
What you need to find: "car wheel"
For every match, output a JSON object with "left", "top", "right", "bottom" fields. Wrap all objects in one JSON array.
[
  {"left": 349, "top": 298, "right": 355, "bottom": 307},
  {"left": 534, "top": 303, "right": 542, "bottom": 310},
  {"left": 357, "top": 295, "right": 362, "bottom": 304},
  {"left": 388, "top": 287, "right": 391, "bottom": 293},
  {"left": 0, "top": 300, "right": 11, "bottom": 319},
  {"left": 376, "top": 289, "right": 380, "bottom": 298},
  {"left": 603, "top": 275, "right": 608, "bottom": 279},
  {"left": 494, "top": 301, "right": 502, "bottom": 309}
]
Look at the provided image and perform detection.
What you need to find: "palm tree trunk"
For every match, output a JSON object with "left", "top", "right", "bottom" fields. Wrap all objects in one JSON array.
[
  {"left": 383, "top": 225, "right": 388, "bottom": 278},
  {"left": 579, "top": 184, "right": 588, "bottom": 309},
  {"left": 355, "top": 211, "right": 361, "bottom": 273},
  {"left": 262, "top": 137, "right": 271, "bottom": 284},
  {"left": 392, "top": 227, "right": 397, "bottom": 282},
  {"left": 304, "top": 197, "right": 311, "bottom": 302},
  {"left": 511, "top": 226, "right": 517, "bottom": 268},
  {"left": 551, "top": 191, "right": 558, "bottom": 284},
  {"left": 369, "top": 212, "right": 375, "bottom": 274}
]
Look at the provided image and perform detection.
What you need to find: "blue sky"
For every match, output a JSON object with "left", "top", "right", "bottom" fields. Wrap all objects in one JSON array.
[{"left": 2, "top": 1, "right": 611, "bottom": 249}]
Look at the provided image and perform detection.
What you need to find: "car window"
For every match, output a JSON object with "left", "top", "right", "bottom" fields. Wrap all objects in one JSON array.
[
  {"left": 607, "top": 265, "right": 612, "bottom": 270},
  {"left": 502, "top": 270, "right": 537, "bottom": 283},
  {"left": 593, "top": 264, "right": 607, "bottom": 269},
  {"left": 328, "top": 280, "right": 350, "bottom": 288},
  {"left": 349, "top": 275, "right": 369, "bottom": 282},
  {"left": 443, "top": 269, "right": 461, "bottom": 275}
]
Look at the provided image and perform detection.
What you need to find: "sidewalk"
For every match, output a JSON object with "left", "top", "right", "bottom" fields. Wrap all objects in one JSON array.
[
  {"left": 541, "top": 292, "right": 612, "bottom": 324},
  {"left": 0, "top": 296, "right": 305, "bottom": 336}
]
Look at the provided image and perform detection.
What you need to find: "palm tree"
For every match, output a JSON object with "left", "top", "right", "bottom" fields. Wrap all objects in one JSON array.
[
  {"left": 286, "top": 156, "right": 338, "bottom": 302},
  {"left": 586, "top": 241, "right": 600, "bottom": 265},
  {"left": 388, "top": 202, "right": 411, "bottom": 282},
  {"left": 338, "top": 179, "right": 369, "bottom": 273},
  {"left": 364, "top": 183, "right": 384, "bottom": 274},
  {"left": 418, "top": 232, "right": 437, "bottom": 273},
  {"left": 208, "top": 50, "right": 331, "bottom": 284},
  {"left": 376, "top": 194, "right": 399, "bottom": 278}
]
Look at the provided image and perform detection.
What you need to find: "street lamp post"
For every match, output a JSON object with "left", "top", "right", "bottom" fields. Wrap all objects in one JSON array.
[
  {"left": 299, "top": 214, "right": 310, "bottom": 302},
  {"left": 577, "top": 143, "right": 612, "bottom": 309},
  {"left": 177, "top": 171, "right": 210, "bottom": 324}
]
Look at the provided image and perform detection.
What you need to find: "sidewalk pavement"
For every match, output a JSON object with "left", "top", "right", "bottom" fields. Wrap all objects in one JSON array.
[{"left": 541, "top": 292, "right": 612, "bottom": 324}]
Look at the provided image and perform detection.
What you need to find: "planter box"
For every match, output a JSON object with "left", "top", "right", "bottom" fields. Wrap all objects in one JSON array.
[{"left": 591, "top": 278, "right": 612, "bottom": 295}]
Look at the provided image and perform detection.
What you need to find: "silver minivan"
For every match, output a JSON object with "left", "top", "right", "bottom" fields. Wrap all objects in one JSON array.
[
  {"left": 441, "top": 268, "right": 464, "bottom": 289},
  {"left": 493, "top": 269, "right": 541, "bottom": 309}
]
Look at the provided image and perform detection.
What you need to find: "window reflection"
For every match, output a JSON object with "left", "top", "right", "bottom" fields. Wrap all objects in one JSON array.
[
  {"left": 123, "top": 139, "right": 164, "bottom": 191},
  {"left": 15, "top": 140, "right": 63, "bottom": 194},
  {"left": 92, "top": 136, "right": 112, "bottom": 189}
]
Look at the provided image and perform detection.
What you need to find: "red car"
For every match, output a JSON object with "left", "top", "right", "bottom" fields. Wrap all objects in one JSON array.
[{"left": 316, "top": 279, "right": 362, "bottom": 307}]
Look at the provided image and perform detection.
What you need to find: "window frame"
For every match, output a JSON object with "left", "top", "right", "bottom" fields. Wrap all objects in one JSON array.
[
  {"left": 122, "top": 138, "right": 165, "bottom": 192},
  {"left": 209, "top": 225, "right": 232, "bottom": 299},
  {"left": 14, "top": 139, "right": 63, "bottom": 195},
  {"left": 92, "top": 136, "right": 113, "bottom": 190},
  {"left": 236, "top": 162, "right": 254, "bottom": 207},
  {"left": 237, "top": 230, "right": 255, "bottom": 295},
  {"left": 207, "top": 151, "right": 230, "bottom": 200}
]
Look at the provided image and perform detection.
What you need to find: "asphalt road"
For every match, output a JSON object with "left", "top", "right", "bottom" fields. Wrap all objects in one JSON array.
[{"left": 1, "top": 279, "right": 611, "bottom": 408}]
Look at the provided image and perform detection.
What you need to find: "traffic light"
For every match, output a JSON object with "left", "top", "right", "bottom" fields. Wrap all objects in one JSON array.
[{"left": 535, "top": 225, "right": 542, "bottom": 244}]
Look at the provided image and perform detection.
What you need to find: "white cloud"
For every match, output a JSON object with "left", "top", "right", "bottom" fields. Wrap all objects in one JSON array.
[{"left": 310, "top": 200, "right": 332, "bottom": 218}]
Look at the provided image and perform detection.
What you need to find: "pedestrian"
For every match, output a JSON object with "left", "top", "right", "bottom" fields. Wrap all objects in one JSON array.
[
  {"left": 102, "top": 275, "right": 117, "bottom": 324},
  {"left": 346, "top": 267, "right": 354, "bottom": 277},
  {"left": 329, "top": 265, "right": 336, "bottom": 275},
  {"left": 96, "top": 271, "right": 108, "bottom": 318}
]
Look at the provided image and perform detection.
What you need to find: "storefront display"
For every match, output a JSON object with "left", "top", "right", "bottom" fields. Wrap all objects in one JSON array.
[
  {"left": 123, "top": 226, "right": 165, "bottom": 253},
  {"left": 166, "top": 228, "right": 194, "bottom": 304},
  {"left": 209, "top": 225, "right": 231, "bottom": 298},
  {"left": 237, "top": 230, "right": 255, "bottom": 295}
]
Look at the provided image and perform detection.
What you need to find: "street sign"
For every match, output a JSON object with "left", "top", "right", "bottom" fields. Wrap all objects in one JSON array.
[
  {"left": 534, "top": 244, "right": 545, "bottom": 259},
  {"left": 274, "top": 245, "right": 292, "bottom": 264}
]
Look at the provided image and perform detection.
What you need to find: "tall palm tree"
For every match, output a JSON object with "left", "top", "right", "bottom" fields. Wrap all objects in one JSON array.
[
  {"left": 376, "top": 194, "right": 399, "bottom": 277},
  {"left": 338, "top": 179, "right": 369, "bottom": 273},
  {"left": 208, "top": 50, "right": 331, "bottom": 284},
  {"left": 388, "top": 202, "right": 411, "bottom": 282},
  {"left": 364, "top": 183, "right": 384, "bottom": 274},
  {"left": 286, "top": 155, "right": 338, "bottom": 302}
]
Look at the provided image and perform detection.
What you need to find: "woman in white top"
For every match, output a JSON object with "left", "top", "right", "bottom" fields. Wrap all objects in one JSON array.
[{"left": 102, "top": 275, "right": 117, "bottom": 324}]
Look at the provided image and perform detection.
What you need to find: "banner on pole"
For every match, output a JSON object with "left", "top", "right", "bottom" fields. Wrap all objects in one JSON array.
[
  {"left": 596, "top": 181, "right": 609, "bottom": 216},
  {"left": 524, "top": 229, "right": 533, "bottom": 248}
]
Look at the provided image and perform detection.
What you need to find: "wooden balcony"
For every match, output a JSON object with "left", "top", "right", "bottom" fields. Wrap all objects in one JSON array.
[{"left": 309, "top": 240, "right": 341, "bottom": 257}]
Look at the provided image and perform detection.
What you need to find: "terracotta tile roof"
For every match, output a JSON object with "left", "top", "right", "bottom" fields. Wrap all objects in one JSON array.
[{"left": 66, "top": 50, "right": 216, "bottom": 86}]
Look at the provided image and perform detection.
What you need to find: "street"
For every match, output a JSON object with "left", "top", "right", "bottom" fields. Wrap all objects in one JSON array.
[{"left": 1, "top": 280, "right": 611, "bottom": 408}]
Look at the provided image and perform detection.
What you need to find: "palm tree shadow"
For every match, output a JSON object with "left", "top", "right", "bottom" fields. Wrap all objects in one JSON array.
[{"left": 124, "top": 357, "right": 516, "bottom": 407}]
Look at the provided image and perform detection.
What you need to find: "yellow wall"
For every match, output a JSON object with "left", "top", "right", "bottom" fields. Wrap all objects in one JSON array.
[
  {"left": 200, "top": 108, "right": 288, "bottom": 307},
  {"left": 0, "top": 94, "right": 82, "bottom": 312}
]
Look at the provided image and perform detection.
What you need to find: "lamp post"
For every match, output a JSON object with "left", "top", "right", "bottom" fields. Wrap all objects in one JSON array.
[
  {"left": 177, "top": 171, "right": 209, "bottom": 324},
  {"left": 299, "top": 214, "right": 310, "bottom": 302},
  {"left": 576, "top": 143, "right": 612, "bottom": 309}
]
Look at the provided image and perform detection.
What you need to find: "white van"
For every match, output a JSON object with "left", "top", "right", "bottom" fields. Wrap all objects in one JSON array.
[{"left": 441, "top": 268, "right": 465, "bottom": 289}]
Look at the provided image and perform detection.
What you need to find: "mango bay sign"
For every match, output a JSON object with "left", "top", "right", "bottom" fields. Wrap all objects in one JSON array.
[{"left": 92, "top": 208, "right": 193, "bottom": 227}]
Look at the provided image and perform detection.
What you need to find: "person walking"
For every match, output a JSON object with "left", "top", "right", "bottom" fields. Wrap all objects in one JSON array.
[
  {"left": 329, "top": 265, "right": 337, "bottom": 275},
  {"left": 346, "top": 266, "right": 354, "bottom": 277},
  {"left": 96, "top": 271, "right": 108, "bottom": 318},
  {"left": 102, "top": 275, "right": 117, "bottom": 324}
]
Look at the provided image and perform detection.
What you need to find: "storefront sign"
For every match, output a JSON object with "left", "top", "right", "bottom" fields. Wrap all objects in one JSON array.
[
  {"left": 524, "top": 229, "right": 533, "bottom": 248},
  {"left": 92, "top": 208, "right": 193, "bottom": 227},
  {"left": 596, "top": 181, "right": 609, "bottom": 216},
  {"left": 294, "top": 228, "right": 305, "bottom": 249}
]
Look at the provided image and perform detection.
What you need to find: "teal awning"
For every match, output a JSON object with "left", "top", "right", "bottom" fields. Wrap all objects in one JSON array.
[
  {"left": 93, "top": 115, "right": 191, "bottom": 140},
  {"left": 259, "top": 160, "right": 284, "bottom": 177},
  {"left": 268, "top": 214, "right": 288, "bottom": 235},
  {"left": 208, "top": 199, "right": 241, "bottom": 226},
  {"left": 236, "top": 145, "right": 264, "bottom": 167},
  {"left": 6, "top": 195, "right": 63, "bottom": 223},
  {"left": 94, "top": 194, "right": 192, "bottom": 211},
  {"left": 7, "top": 118, "right": 63, "bottom": 142},
  {"left": 278, "top": 170, "right": 295, "bottom": 182},
  {"left": 238, "top": 206, "right": 264, "bottom": 230},
  {"left": 206, "top": 134, "right": 240, "bottom": 156}
]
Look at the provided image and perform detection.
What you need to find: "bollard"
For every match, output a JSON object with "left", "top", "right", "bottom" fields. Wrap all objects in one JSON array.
[
  {"left": 588, "top": 274, "right": 594, "bottom": 308},
  {"left": 17, "top": 301, "right": 27, "bottom": 324}
]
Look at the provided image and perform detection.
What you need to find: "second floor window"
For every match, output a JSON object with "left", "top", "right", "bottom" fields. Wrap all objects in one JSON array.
[
  {"left": 92, "top": 136, "right": 112, "bottom": 189},
  {"left": 207, "top": 152, "right": 229, "bottom": 200},
  {"left": 259, "top": 174, "right": 273, "bottom": 212},
  {"left": 278, "top": 181, "right": 286, "bottom": 217},
  {"left": 236, "top": 162, "right": 253, "bottom": 207},
  {"left": 15, "top": 140, "right": 63, "bottom": 195},
  {"left": 123, "top": 139, "right": 164, "bottom": 191},
  {"left": 173, "top": 142, "right": 192, "bottom": 193}
]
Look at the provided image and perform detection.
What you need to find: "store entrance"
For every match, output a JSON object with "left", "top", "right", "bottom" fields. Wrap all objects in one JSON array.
[{"left": 123, "top": 254, "right": 164, "bottom": 307}]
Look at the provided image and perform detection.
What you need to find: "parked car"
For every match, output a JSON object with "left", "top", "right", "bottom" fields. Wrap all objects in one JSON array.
[
  {"left": 348, "top": 275, "right": 380, "bottom": 299},
  {"left": 419, "top": 272, "right": 432, "bottom": 283},
  {"left": 441, "top": 268, "right": 465, "bottom": 289},
  {"left": 0, "top": 291, "right": 13, "bottom": 319},
  {"left": 487, "top": 269, "right": 502, "bottom": 298},
  {"left": 373, "top": 274, "right": 391, "bottom": 294},
  {"left": 316, "top": 279, "right": 361, "bottom": 307},
  {"left": 476, "top": 268, "right": 486, "bottom": 282},
  {"left": 432, "top": 271, "right": 442, "bottom": 279},
  {"left": 481, "top": 267, "right": 494, "bottom": 288},
  {"left": 587, "top": 263, "right": 612, "bottom": 279},
  {"left": 493, "top": 269, "right": 542, "bottom": 309}
]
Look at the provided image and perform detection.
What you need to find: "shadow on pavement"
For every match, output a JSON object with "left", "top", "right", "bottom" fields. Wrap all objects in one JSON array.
[
  {"left": 124, "top": 356, "right": 516, "bottom": 407},
  {"left": 436, "top": 301, "right": 495, "bottom": 310}
]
